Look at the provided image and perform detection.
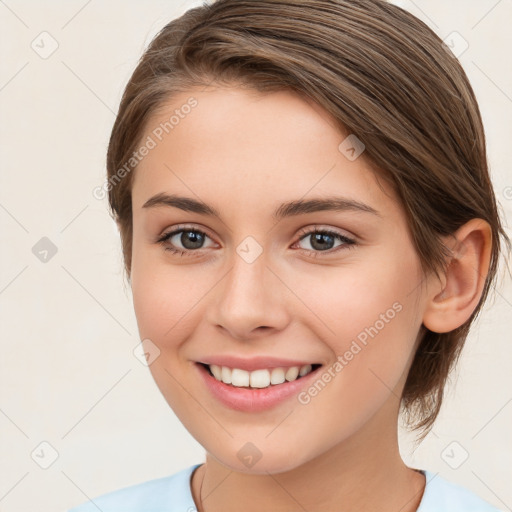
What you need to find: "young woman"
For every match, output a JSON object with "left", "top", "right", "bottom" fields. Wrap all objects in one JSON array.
[{"left": 68, "top": 0, "right": 509, "bottom": 510}]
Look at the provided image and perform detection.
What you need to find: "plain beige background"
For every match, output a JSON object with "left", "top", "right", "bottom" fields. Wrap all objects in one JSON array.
[{"left": 0, "top": 1, "right": 511, "bottom": 511}]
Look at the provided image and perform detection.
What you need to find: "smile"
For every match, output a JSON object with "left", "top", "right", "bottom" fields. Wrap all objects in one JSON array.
[
  {"left": 203, "top": 363, "right": 321, "bottom": 389},
  {"left": 195, "top": 362, "right": 324, "bottom": 412}
]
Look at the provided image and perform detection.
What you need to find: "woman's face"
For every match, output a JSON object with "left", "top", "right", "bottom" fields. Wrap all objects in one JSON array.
[{"left": 130, "top": 86, "right": 429, "bottom": 473}]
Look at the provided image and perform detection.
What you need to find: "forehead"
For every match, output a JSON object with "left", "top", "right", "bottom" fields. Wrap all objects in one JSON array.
[{"left": 131, "top": 86, "right": 396, "bottom": 218}]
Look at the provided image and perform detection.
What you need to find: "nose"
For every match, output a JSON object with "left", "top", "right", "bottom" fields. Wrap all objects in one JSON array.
[{"left": 207, "top": 250, "right": 290, "bottom": 341}]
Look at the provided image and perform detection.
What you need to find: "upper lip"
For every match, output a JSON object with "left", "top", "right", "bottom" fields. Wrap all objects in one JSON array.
[{"left": 197, "top": 355, "right": 321, "bottom": 372}]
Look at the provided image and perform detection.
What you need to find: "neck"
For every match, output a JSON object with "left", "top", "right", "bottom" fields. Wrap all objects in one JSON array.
[{"left": 191, "top": 401, "right": 426, "bottom": 512}]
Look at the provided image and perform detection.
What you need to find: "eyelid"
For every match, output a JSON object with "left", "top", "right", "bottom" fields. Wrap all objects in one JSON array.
[
  {"left": 295, "top": 224, "right": 356, "bottom": 242},
  {"left": 156, "top": 223, "right": 217, "bottom": 243}
]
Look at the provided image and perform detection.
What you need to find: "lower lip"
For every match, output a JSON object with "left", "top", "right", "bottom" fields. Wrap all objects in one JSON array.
[{"left": 195, "top": 363, "right": 322, "bottom": 412}]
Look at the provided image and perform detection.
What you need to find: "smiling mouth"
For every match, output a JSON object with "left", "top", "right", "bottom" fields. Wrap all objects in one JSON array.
[{"left": 198, "top": 362, "right": 323, "bottom": 389}]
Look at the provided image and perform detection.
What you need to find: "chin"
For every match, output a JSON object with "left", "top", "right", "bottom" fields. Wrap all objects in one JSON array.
[{"left": 208, "top": 449, "right": 309, "bottom": 475}]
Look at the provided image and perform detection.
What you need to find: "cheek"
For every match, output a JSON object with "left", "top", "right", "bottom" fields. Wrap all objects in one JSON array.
[
  {"left": 131, "top": 234, "right": 207, "bottom": 346},
  {"left": 287, "top": 294, "right": 421, "bottom": 451},
  {"left": 298, "top": 249, "right": 422, "bottom": 385},
  {"left": 132, "top": 268, "right": 201, "bottom": 349},
  {"left": 130, "top": 259, "right": 203, "bottom": 414},
  {"left": 300, "top": 245, "right": 421, "bottom": 336},
  {"left": 131, "top": 229, "right": 191, "bottom": 336}
]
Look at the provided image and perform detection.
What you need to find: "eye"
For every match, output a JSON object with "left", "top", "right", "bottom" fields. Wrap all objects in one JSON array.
[
  {"left": 293, "top": 227, "right": 356, "bottom": 257},
  {"left": 156, "top": 225, "right": 216, "bottom": 256},
  {"left": 155, "top": 225, "right": 357, "bottom": 258}
]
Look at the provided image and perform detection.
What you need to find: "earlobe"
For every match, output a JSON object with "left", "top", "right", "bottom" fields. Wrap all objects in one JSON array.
[{"left": 422, "top": 219, "right": 492, "bottom": 334}]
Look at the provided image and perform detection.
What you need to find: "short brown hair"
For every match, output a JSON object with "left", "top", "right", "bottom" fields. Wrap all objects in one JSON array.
[{"left": 105, "top": 0, "right": 510, "bottom": 442}]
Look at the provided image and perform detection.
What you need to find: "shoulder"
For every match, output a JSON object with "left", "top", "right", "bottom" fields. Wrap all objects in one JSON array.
[
  {"left": 66, "top": 464, "right": 200, "bottom": 512},
  {"left": 417, "top": 470, "right": 505, "bottom": 512}
]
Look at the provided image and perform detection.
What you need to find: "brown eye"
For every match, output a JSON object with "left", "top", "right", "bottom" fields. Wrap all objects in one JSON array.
[
  {"left": 295, "top": 228, "right": 356, "bottom": 256},
  {"left": 156, "top": 226, "right": 215, "bottom": 256}
]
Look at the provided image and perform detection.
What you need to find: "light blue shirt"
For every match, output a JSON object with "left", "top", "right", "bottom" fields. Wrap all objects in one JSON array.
[{"left": 66, "top": 464, "right": 504, "bottom": 511}]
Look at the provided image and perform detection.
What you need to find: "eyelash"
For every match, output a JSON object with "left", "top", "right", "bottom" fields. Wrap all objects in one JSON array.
[{"left": 155, "top": 225, "right": 357, "bottom": 259}]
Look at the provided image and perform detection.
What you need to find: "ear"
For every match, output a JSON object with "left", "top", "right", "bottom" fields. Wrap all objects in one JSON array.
[{"left": 422, "top": 218, "right": 493, "bottom": 333}]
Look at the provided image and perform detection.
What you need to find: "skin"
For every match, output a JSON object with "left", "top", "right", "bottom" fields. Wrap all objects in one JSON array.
[{"left": 129, "top": 86, "right": 492, "bottom": 512}]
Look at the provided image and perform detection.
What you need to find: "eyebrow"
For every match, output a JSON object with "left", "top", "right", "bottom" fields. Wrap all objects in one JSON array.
[{"left": 142, "top": 193, "right": 380, "bottom": 220}]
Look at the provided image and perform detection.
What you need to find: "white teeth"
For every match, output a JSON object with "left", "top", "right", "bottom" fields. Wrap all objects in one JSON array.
[
  {"left": 250, "top": 369, "right": 270, "bottom": 388},
  {"left": 221, "top": 366, "right": 232, "bottom": 384},
  {"left": 299, "top": 364, "right": 312, "bottom": 377},
  {"left": 285, "top": 366, "right": 299, "bottom": 381},
  {"left": 210, "top": 364, "right": 222, "bottom": 381},
  {"left": 207, "top": 364, "right": 316, "bottom": 388},
  {"left": 270, "top": 367, "right": 285, "bottom": 385},
  {"left": 231, "top": 368, "right": 250, "bottom": 387}
]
